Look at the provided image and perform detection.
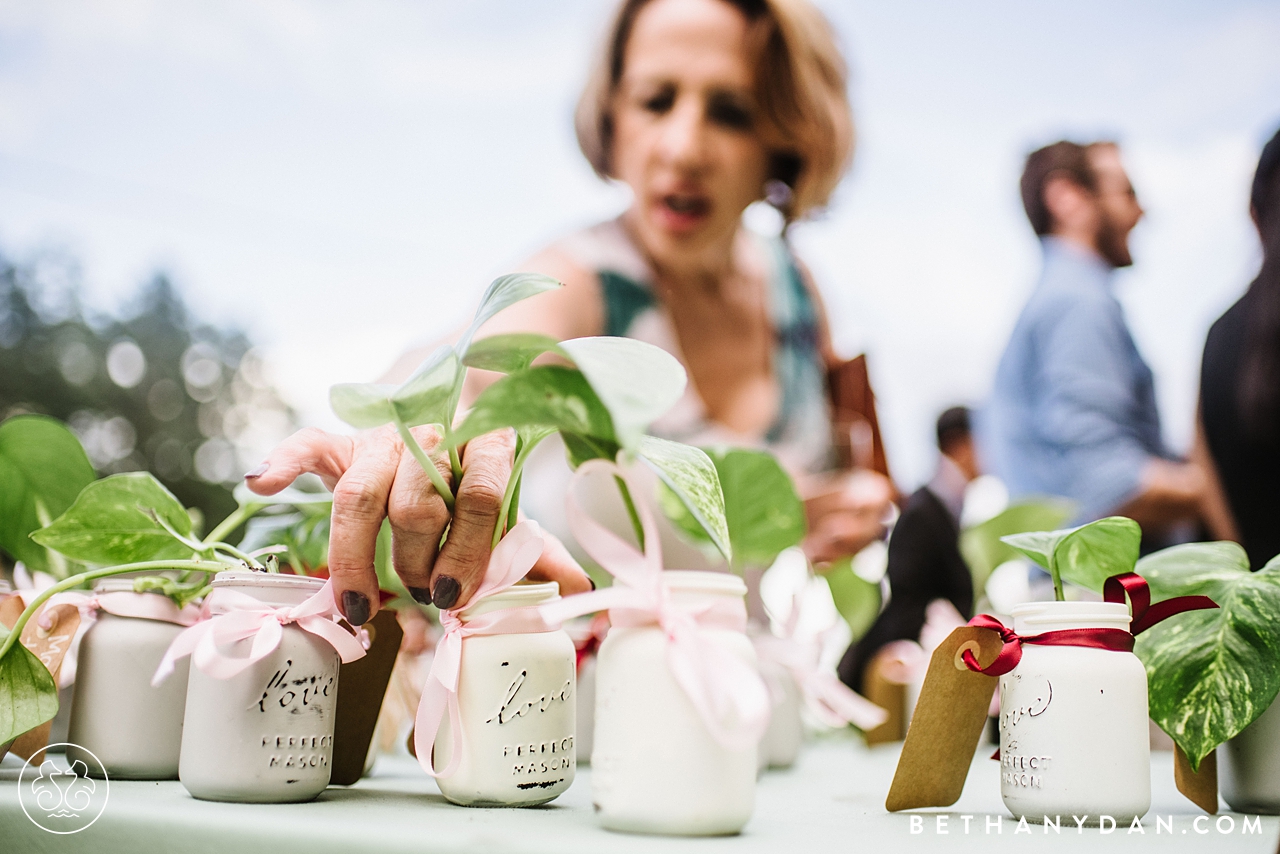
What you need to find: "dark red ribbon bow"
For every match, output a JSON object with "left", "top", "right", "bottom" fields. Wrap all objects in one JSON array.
[{"left": 961, "top": 571, "right": 1217, "bottom": 677}]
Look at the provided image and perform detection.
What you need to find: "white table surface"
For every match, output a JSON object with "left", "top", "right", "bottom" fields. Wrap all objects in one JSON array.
[{"left": 2, "top": 736, "right": 1277, "bottom": 853}]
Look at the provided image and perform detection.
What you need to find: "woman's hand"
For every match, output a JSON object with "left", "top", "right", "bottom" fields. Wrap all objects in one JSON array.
[
  {"left": 801, "top": 469, "right": 894, "bottom": 566},
  {"left": 243, "top": 425, "right": 592, "bottom": 624}
]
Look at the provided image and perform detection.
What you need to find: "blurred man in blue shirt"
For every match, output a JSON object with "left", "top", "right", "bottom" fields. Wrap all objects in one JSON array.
[{"left": 980, "top": 141, "right": 1203, "bottom": 536}]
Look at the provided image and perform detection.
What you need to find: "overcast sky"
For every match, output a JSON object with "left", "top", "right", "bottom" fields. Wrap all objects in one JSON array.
[{"left": 1, "top": 0, "right": 1278, "bottom": 487}]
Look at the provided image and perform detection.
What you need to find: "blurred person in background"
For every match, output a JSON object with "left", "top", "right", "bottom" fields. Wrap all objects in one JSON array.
[
  {"left": 1195, "top": 126, "right": 1280, "bottom": 570},
  {"left": 247, "top": 0, "right": 896, "bottom": 626},
  {"left": 978, "top": 141, "right": 1203, "bottom": 543},
  {"left": 837, "top": 406, "right": 978, "bottom": 692}
]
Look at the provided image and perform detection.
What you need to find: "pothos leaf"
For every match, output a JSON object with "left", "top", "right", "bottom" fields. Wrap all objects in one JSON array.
[
  {"left": 823, "top": 557, "right": 882, "bottom": 643},
  {"left": 1134, "top": 549, "right": 1280, "bottom": 771},
  {"left": 456, "top": 273, "right": 563, "bottom": 356},
  {"left": 558, "top": 337, "right": 686, "bottom": 450},
  {"left": 561, "top": 432, "right": 621, "bottom": 469},
  {"left": 0, "top": 624, "right": 60, "bottom": 744},
  {"left": 657, "top": 446, "right": 804, "bottom": 569},
  {"left": 637, "top": 435, "right": 730, "bottom": 564},
  {"left": 452, "top": 366, "right": 617, "bottom": 446},
  {"left": 329, "top": 382, "right": 397, "bottom": 430},
  {"left": 462, "top": 333, "right": 562, "bottom": 374},
  {"left": 958, "top": 499, "right": 1075, "bottom": 595},
  {"left": 1002, "top": 516, "right": 1141, "bottom": 595},
  {"left": 31, "top": 472, "right": 195, "bottom": 565},
  {"left": 391, "top": 344, "right": 460, "bottom": 427},
  {"left": 0, "top": 415, "right": 96, "bottom": 578},
  {"left": 710, "top": 447, "right": 804, "bottom": 568}
]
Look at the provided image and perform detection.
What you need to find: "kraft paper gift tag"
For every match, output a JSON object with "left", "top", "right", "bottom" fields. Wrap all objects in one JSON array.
[
  {"left": 4, "top": 602, "right": 81, "bottom": 763},
  {"left": 885, "top": 625, "right": 1002, "bottom": 811},
  {"left": 1174, "top": 744, "right": 1218, "bottom": 814},
  {"left": 863, "top": 648, "right": 908, "bottom": 745},
  {"left": 330, "top": 608, "right": 403, "bottom": 785}
]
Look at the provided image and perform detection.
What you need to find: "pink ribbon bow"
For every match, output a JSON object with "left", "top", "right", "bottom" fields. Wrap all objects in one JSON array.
[
  {"left": 754, "top": 633, "right": 888, "bottom": 732},
  {"left": 151, "top": 579, "right": 366, "bottom": 685},
  {"left": 413, "top": 520, "right": 556, "bottom": 779},
  {"left": 540, "top": 460, "right": 770, "bottom": 751},
  {"left": 38, "top": 590, "right": 202, "bottom": 630}
]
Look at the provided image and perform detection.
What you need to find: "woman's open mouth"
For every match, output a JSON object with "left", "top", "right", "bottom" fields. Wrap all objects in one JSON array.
[{"left": 653, "top": 193, "right": 712, "bottom": 233}]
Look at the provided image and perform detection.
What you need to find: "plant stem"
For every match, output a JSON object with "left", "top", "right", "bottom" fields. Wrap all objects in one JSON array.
[
  {"left": 444, "top": 422, "right": 464, "bottom": 487},
  {"left": 491, "top": 432, "right": 548, "bottom": 549},
  {"left": 394, "top": 419, "right": 455, "bottom": 512},
  {"left": 204, "top": 502, "right": 258, "bottom": 547},
  {"left": 207, "top": 541, "right": 263, "bottom": 569},
  {"left": 0, "top": 559, "right": 224, "bottom": 661},
  {"left": 614, "top": 475, "right": 645, "bottom": 551},
  {"left": 1050, "top": 561, "right": 1065, "bottom": 601}
]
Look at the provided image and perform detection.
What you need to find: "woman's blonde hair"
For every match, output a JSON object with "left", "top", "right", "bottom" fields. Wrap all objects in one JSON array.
[{"left": 575, "top": 0, "right": 855, "bottom": 223}]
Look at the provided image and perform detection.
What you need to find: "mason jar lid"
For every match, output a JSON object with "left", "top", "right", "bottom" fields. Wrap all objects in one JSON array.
[
  {"left": 461, "top": 580, "right": 560, "bottom": 621},
  {"left": 211, "top": 570, "right": 325, "bottom": 592},
  {"left": 662, "top": 569, "right": 746, "bottom": 596},
  {"left": 1012, "top": 600, "right": 1131, "bottom": 634}
]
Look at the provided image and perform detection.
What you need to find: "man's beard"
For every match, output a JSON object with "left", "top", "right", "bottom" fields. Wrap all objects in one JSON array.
[{"left": 1096, "top": 213, "right": 1133, "bottom": 268}]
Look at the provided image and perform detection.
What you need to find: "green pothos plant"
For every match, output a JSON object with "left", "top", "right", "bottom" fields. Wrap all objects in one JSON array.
[
  {"left": 0, "top": 420, "right": 338, "bottom": 745},
  {"left": 328, "top": 273, "right": 731, "bottom": 557},
  {"left": 1002, "top": 517, "right": 1280, "bottom": 776},
  {"left": 0, "top": 272, "right": 737, "bottom": 747}
]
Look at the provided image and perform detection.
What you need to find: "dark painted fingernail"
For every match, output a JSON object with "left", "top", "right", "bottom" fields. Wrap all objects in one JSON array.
[
  {"left": 432, "top": 576, "right": 461, "bottom": 610},
  {"left": 245, "top": 463, "right": 269, "bottom": 479},
  {"left": 407, "top": 586, "right": 433, "bottom": 607},
  {"left": 341, "top": 590, "right": 370, "bottom": 626},
  {"left": 588, "top": 576, "right": 597, "bottom": 591}
]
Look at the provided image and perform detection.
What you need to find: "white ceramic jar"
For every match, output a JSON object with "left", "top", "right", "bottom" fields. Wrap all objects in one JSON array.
[
  {"left": 757, "top": 654, "right": 803, "bottom": 771},
  {"left": 179, "top": 572, "right": 338, "bottom": 803},
  {"left": 592, "top": 571, "right": 758, "bottom": 836},
  {"left": 66, "top": 581, "right": 189, "bottom": 779},
  {"left": 1220, "top": 693, "right": 1280, "bottom": 813},
  {"left": 998, "top": 601, "right": 1150, "bottom": 823},
  {"left": 434, "top": 581, "right": 576, "bottom": 806}
]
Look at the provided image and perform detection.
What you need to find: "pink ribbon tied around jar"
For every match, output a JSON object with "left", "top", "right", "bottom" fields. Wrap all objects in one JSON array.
[
  {"left": 540, "top": 459, "right": 770, "bottom": 752},
  {"left": 38, "top": 589, "right": 202, "bottom": 630},
  {"left": 413, "top": 519, "right": 557, "bottom": 778},
  {"left": 150, "top": 579, "right": 367, "bottom": 685}
]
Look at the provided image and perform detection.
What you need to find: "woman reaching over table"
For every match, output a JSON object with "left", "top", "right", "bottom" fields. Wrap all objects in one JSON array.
[{"left": 245, "top": 0, "right": 894, "bottom": 626}]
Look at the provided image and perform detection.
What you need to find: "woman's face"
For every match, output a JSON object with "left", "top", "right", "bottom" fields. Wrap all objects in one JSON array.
[{"left": 610, "top": 0, "right": 771, "bottom": 264}]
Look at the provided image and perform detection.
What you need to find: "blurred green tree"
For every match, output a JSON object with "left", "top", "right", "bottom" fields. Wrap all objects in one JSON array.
[{"left": 0, "top": 248, "right": 297, "bottom": 559}]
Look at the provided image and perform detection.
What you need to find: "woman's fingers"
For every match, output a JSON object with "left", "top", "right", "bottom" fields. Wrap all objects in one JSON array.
[
  {"left": 526, "top": 530, "right": 594, "bottom": 596},
  {"left": 386, "top": 426, "right": 453, "bottom": 606},
  {"left": 429, "top": 429, "right": 517, "bottom": 609},
  {"left": 325, "top": 427, "right": 402, "bottom": 625},
  {"left": 243, "top": 427, "right": 354, "bottom": 494}
]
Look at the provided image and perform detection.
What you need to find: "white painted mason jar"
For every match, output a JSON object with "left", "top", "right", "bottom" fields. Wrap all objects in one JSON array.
[
  {"left": 593, "top": 571, "right": 758, "bottom": 835},
  {"left": 998, "top": 601, "right": 1150, "bottom": 823},
  {"left": 67, "top": 581, "right": 189, "bottom": 779},
  {"left": 179, "top": 572, "right": 338, "bottom": 803},
  {"left": 757, "top": 654, "right": 803, "bottom": 771},
  {"left": 434, "top": 581, "right": 576, "bottom": 806},
  {"left": 1220, "top": 694, "right": 1280, "bottom": 813}
]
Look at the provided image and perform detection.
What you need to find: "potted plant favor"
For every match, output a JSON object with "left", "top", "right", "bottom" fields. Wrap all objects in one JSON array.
[
  {"left": 0, "top": 416, "right": 410, "bottom": 795},
  {"left": 325, "top": 273, "right": 740, "bottom": 811},
  {"left": 657, "top": 446, "right": 888, "bottom": 769},
  {"left": 938, "top": 518, "right": 1218, "bottom": 823}
]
